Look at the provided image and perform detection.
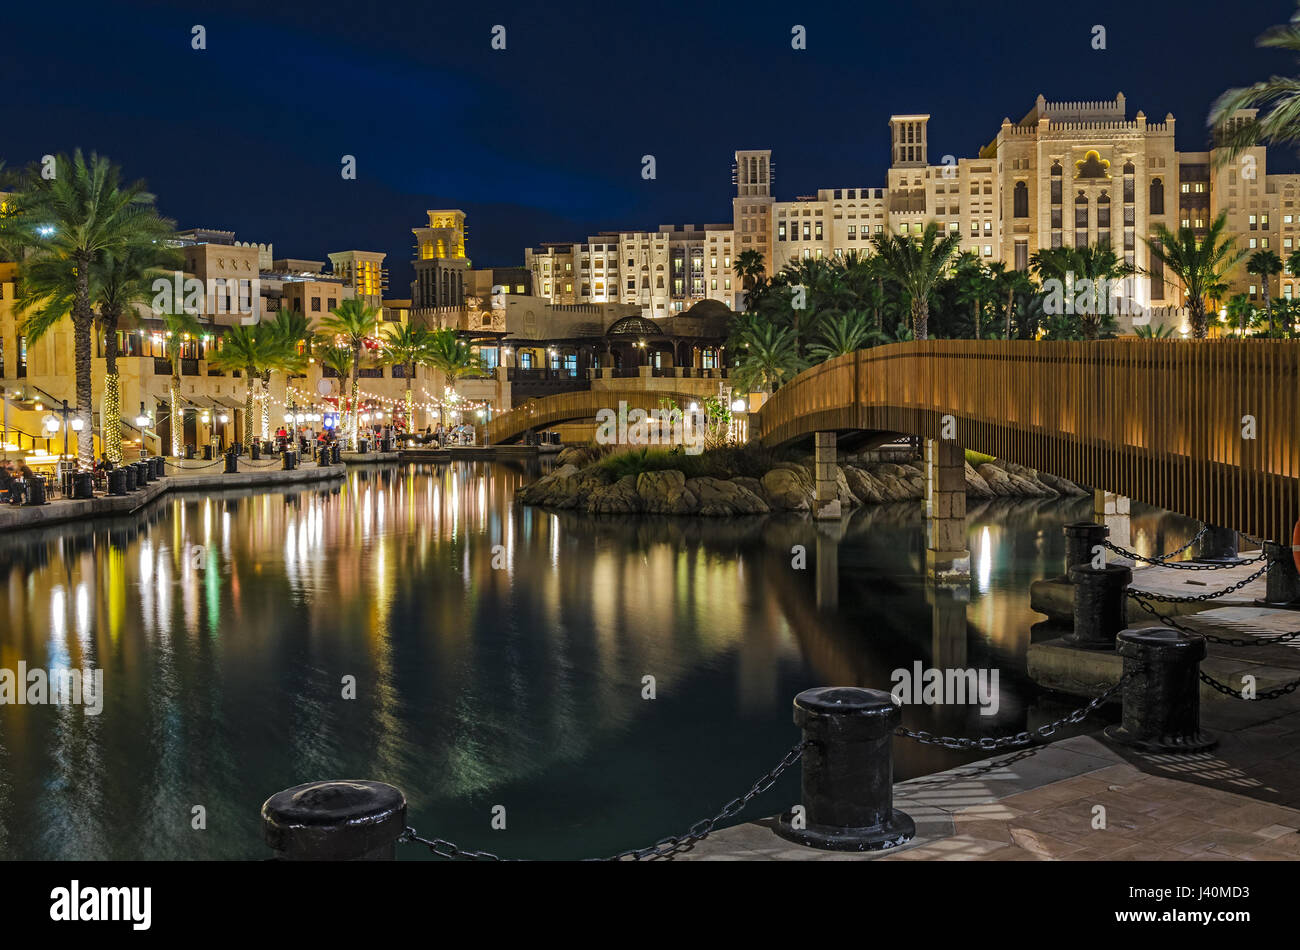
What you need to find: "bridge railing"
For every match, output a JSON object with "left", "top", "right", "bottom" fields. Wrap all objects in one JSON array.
[
  {"left": 754, "top": 339, "right": 1300, "bottom": 539},
  {"left": 483, "top": 390, "right": 702, "bottom": 445}
]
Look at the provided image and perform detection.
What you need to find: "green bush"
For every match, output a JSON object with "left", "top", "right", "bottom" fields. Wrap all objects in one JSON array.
[
  {"left": 594, "top": 444, "right": 797, "bottom": 481},
  {"left": 965, "top": 449, "right": 995, "bottom": 468}
]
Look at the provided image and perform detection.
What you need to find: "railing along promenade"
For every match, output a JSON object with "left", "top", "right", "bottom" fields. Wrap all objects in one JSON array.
[
  {"left": 752, "top": 339, "right": 1300, "bottom": 540},
  {"left": 483, "top": 389, "right": 701, "bottom": 445}
]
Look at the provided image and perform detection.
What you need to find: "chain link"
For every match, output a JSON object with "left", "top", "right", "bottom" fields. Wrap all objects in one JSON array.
[
  {"left": 1101, "top": 539, "right": 1263, "bottom": 570},
  {"left": 1128, "top": 591, "right": 1300, "bottom": 646},
  {"left": 894, "top": 677, "right": 1127, "bottom": 751},
  {"left": 1198, "top": 669, "right": 1300, "bottom": 702},
  {"left": 1122, "top": 563, "right": 1267, "bottom": 604},
  {"left": 396, "top": 740, "right": 810, "bottom": 862}
]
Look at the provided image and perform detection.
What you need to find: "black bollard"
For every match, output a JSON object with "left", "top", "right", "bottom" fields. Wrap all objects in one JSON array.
[
  {"left": 1063, "top": 522, "right": 1109, "bottom": 580},
  {"left": 332, "top": 443, "right": 341, "bottom": 465},
  {"left": 262, "top": 780, "right": 407, "bottom": 861},
  {"left": 72, "top": 471, "right": 94, "bottom": 499},
  {"left": 124, "top": 466, "right": 137, "bottom": 492},
  {"left": 1105, "top": 627, "right": 1216, "bottom": 752},
  {"left": 24, "top": 476, "right": 47, "bottom": 506},
  {"left": 108, "top": 468, "right": 127, "bottom": 496},
  {"left": 318, "top": 447, "right": 331, "bottom": 467},
  {"left": 1066, "top": 563, "right": 1132, "bottom": 649},
  {"left": 1262, "top": 540, "right": 1300, "bottom": 607},
  {"left": 251, "top": 443, "right": 261, "bottom": 461},
  {"left": 1194, "top": 525, "right": 1243, "bottom": 565},
  {"left": 282, "top": 450, "right": 297, "bottom": 471},
  {"left": 224, "top": 450, "right": 238, "bottom": 474},
  {"left": 773, "top": 687, "right": 915, "bottom": 852},
  {"left": 136, "top": 461, "right": 151, "bottom": 485}
]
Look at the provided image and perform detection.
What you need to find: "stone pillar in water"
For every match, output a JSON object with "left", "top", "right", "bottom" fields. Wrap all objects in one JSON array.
[
  {"left": 813, "top": 431, "right": 841, "bottom": 521},
  {"left": 928, "top": 583, "right": 969, "bottom": 670},
  {"left": 1093, "top": 489, "right": 1131, "bottom": 549},
  {"left": 815, "top": 521, "right": 844, "bottom": 610},
  {"left": 925, "top": 438, "right": 970, "bottom": 581}
]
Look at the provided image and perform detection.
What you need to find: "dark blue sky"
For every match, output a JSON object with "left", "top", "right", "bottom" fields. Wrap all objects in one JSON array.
[{"left": 3, "top": 0, "right": 1294, "bottom": 294}]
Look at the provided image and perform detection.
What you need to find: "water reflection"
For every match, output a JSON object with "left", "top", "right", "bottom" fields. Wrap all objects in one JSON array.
[{"left": 0, "top": 467, "right": 1197, "bottom": 859}]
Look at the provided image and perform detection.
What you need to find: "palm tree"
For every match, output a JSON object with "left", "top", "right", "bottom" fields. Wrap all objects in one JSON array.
[
  {"left": 1226, "top": 292, "right": 1255, "bottom": 337},
  {"left": 97, "top": 240, "right": 181, "bottom": 462},
  {"left": 318, "top": 298, "right": 380, "bottom": 449},
  {"left": 380, "top": 322, "right": 433, "bottom": 431},
  {"left": 424, "top": 329, "right": 487, "bottom": 427},
  {"left": 730, "top": 316, "right": 804, "bottom": 393},
  {"left": 260, "top": 309, "right": 310, "bottom": 435},
  {"left": 207, "top": 324, "right": 277, "bottom": 451},
  {"left": 872, "top": 222, "right": 961, "bottom": 341},
  {"left": 1246, "top": 249, "right": 1283, "bottom": 334},
  {"left": 156, "top": 308, "right": 203, "bottom": 456},
  {"left": 996, "top": 265, "right": 1036, "bottom": 340},
  {"left": 807, "top": 310, "right": 873, "bottom": 362},
  {"left": 733, "top": 248, "right": 766, "bottom": 302},
  {"left": 952, "top": 252, "right": 991, "bottom": 338},
  {"left": 1209, "top": 6, "right": 1300, "bottom": 167},
  {"left": 317, "top": 345, "right": 355, "bottom": 430},
  {"left": 1145, "top": 214, "right": 1247, "bottom": 339},
  {"left": 7, "top": 151, "right": 168, "bottom": 470}
]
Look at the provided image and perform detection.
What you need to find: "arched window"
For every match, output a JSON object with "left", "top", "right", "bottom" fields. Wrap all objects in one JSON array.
[
  {"left": 1075, "top": 193, "right": 1089, "bottom": 247},
  {"left": 1149, "top": 178, "right": 1164, "bottom": 215},
  {"left": 1050, "top": 163, "right": 1063, "bottom": 205},
  {"left": 1123, "top": 162, "right": 1135, "bottom": 203},
  {"left": 1013, "top": 181, "right": 1029, "bottom": 218}
]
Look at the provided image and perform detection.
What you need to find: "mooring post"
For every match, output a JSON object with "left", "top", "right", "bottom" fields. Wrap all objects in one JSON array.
[
  {"left": 1062, "top": 521, "right": 1109, "bottom": 580},
  {"left": 1262, "top": 540, "right": 1300, "bottom": 606},
  {"left": 1194, "top": 525, "right": 1242, "bottom": 564},
  {"left": 1066, "top": 563, "right": 1132, "bottom": 649},
  {"left": 1105, "top": 628, "right": 1216, "bottom": 752},
  {"left": 224, "top": 449, "right": 238, "bottom": 474},
  {"left": 774, "top": 687, "right": 915, "bottom": 852},
  {"left": 262, "top": 780, "right": 407, "bottom": 860}
]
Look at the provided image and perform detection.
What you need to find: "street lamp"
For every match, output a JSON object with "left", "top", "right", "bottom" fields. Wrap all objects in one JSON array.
[{"left": 135, "top": 402, "right": 151, "bottom": 428}]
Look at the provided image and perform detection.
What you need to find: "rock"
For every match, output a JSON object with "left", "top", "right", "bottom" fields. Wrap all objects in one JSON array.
[
  {"left": 875, "top": 474, "right": 917, "bottom": 501},
  {"left": 518, "top": 463, "right": 580, "bottom": 507},
  {"left": 876, "top": 462, "right": 914, "bottom": 480},
  {"left": 977, "top": 463, "right": 1015, "bottom": 497},
  {"left": 1006, "top": 471, "right": 1052, "bottom": 496},
  {"left": 732, "top": 476, "right": 765, "bottom": 498},
  {"left": 636, "top": 470, "right": 698, "bottom": 514},
  {"left": 686, "top": 477, "right": 770, "bottom": 515},
  {"left": 844, "top": 466, "right": 884, "bottom": 504},
  {"left": 964, "top": 462, "right": 994, "bottom": 498},
  {"left": 761, "top": 468, "right": 812, "bottom": 510},
  {"left": 1038, "top": 472, "right": 1089, "bottom": 496},
  {"left": 586, "top": 474, "right": 644, "bottom": 514}
]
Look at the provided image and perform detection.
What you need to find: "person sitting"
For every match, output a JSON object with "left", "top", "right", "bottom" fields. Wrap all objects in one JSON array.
[{"left": 0, "top": 463, "right": 13, "bottom": 503}]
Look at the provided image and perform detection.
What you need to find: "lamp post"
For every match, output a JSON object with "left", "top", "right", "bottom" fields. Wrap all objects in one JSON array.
[{"left": 60, "top": 399, "right": 70, "bottom": 459}]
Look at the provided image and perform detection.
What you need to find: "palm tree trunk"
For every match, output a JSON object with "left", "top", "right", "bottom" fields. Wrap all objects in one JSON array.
[
  {"left": 73, "top": 314, "right": 94, "bottom": 471},
  {"left": 913, "top": 298, "right": 928, "bottom": 341},
  {"left": 1006, "top": 285, "right": 1015, "bottom": 340},
  {"left": 405, "top": 369, "right": 414, "bottom": 433},
  {"left": 72, "top": 255, "right": 94, "bottom": 471},
  {"left": 1192, "top": 301, "right": 1209, "bottom": 340},
  {"left": 243, "top": 375, "right": 254, "bottom": 450},
  {"left": 102, "top": 314, "right": 123, "bottom": 464},
  {"left": 260, "top": 370, "right": 271, "bottom": 440},
  {"left": 349, "top": 351, "right": 360, "bottom": 450},
  {"left": 1264, "top": 284, "right": 1275, "bottom": 336},
  {"left": 169, "top": 373, "right": 182, "bottom": 457}
]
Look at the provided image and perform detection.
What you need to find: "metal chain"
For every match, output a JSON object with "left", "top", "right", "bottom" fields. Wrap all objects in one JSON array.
[
  {"left": 600, "top": 739, "right": 810, "bottom": 861},
  {"left": 1128, "top": 591, "right": 1300, "bottom": 646},
  {"left": 1199, "top": 669, "right": 1300, "bottom": 702},
  {"left": 1122, "top": 563, "right": 1268, "bottom": 604},
  {"left": 397, "top": 828, "right": 504, "bottom": 861},
  {"left": 1101, "top": 539, "right": 1263, "bottom": 570},
  {"left": 895, "top": 677, "right": 1127, "bottom": 751},
  {"left": 396, "top": 740, "right": 810, "bottom": 862},
  {"left": 1108, "top": 524, "right": 1207, "bottom": 564},
  {"left": 162, "top": 457, "right": 228, "bottom": 470}
]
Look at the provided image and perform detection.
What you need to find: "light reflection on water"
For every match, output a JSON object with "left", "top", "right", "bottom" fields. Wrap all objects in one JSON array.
[{"left": 0, "top": 463, "right": 1196, "bottom": 860}]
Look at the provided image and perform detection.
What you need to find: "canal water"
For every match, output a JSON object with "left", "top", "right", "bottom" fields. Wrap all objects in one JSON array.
[{"left": 0, "top": 462, "right": 1197, "bottom": 860}]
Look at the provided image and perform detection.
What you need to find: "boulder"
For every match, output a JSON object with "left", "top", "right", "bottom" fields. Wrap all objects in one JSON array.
[
  {"left": 964, "top": 462, "right": 994, "bottom": 499},
  {"left": 844, "top": 466, "right": 885, "bottom": 504},
  {"left": 636, "top": 469, "right": 698, "bottom": 514},
  {"left": 761, "top": 467, "right": 812, "bottom": 510},
  {"left": 1037, "top": 471, "right": 1089, "bottom": 496},
  {"left": 686, "top": 477, "right": 770, "bottom": 515},
  {"left": 977, "top": 462, "right": 1016, "bottom": 497},
  {"left": 587, "top": 474, "right": 644, "bottom": 514}
]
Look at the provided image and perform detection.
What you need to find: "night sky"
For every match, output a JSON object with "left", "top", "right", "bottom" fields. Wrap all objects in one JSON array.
[{"left": 4, "top": 0, "right": 1294, "bottom": 294}]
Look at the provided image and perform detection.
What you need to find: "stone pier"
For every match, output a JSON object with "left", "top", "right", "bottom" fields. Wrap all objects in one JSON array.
[
  {"left": 815, "top": 521, "right": 844, "bottom": 611},
  {"left": 924, "top": 439, "right": 970, "bottom": 580},
  {"left": 813, "top": 431, "right": 841, "bottom": 521},
  {"left": 1093, "top": 489, "right": 1131, "bottom": 549}
]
